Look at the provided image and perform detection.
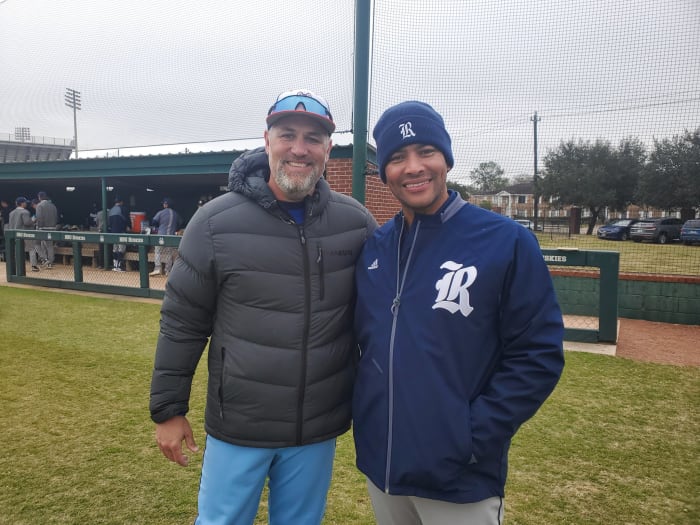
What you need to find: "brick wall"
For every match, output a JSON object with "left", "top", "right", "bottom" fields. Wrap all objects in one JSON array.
[{"left": 325, "top": 158, "right": 399, "bottom": 225}]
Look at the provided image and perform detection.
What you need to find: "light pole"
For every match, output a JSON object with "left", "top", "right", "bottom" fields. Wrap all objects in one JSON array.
[{"left": 65, "top": 88, "right": 81, "bottom": 158}]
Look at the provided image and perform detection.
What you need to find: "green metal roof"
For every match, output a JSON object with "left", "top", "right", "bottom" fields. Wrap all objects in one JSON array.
[{"left": 0, "top": 145, "right": 357, "bottom": 182}]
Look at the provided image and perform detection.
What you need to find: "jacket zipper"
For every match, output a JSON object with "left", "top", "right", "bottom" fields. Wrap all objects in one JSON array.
[
  {"left": 385, "top": 219, "right": 421, "bottom": 493},
  {"left": 297, "top": 225, "right": 311, "bottom": 445}
]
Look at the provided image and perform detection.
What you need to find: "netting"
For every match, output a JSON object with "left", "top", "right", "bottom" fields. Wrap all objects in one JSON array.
[
  {"left": 2, "top": 0, "right": 699, "bottom": 277},
  {"left": 1, "top": 0, "right": 357, "bottom": 148},
  {"left": 367, "top": 0, "right": 699, "bottom": 279},
  {"left": 2, "top": 0, "right": 697, "bottom": 171},
  {"left": 369, "top": 0, "right": 700, "bottom": 184}
]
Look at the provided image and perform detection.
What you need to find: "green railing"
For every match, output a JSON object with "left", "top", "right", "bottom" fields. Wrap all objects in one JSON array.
[
  {"left": 4, "top": 229, "right": 181, "bottom": 299},
  {"left": 4, "top": 234, "right": 620, "bottom": 342},
  {"left": 542, "top": 248, "right": 620, "bottom": 343}
]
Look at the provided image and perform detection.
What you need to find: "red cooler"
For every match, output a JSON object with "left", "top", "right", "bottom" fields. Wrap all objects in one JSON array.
[{"left": 130, "top": 211, "right": 147, "bottom": 233}]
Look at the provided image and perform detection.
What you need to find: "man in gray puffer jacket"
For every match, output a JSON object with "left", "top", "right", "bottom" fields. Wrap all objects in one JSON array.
[{"left": 149, "top": 89, "right": 377, "bottom": 525}]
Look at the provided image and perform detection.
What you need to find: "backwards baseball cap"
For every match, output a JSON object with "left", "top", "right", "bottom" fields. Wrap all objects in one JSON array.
[
  {"left": 266, "top": 89, "right": 335, "bottom": 135},
  {"left": 373, "top": 101, "right": 454, "bottom": 183}
]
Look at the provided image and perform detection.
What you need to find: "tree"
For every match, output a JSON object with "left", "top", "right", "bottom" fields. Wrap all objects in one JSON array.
[
  {"left": 469, "top": 161, "right": 508, "bottom": 193},
  {"left": 446, "top": 180, "right": 471, "bottom": 201},
  {"left": 541, "top": 138, "right": 645, "bottom": 234},
  {"left": 636, "top": 128, "right": 700, "bottom": 220}
]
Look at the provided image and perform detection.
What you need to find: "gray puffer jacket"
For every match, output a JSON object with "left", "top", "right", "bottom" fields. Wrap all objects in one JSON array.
[{"left": 149, "top": 147, "right": 377, "bottom": 447}]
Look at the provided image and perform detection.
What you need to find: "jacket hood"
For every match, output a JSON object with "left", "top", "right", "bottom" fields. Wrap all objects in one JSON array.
[{"left": 228, "top": 146, "right": 276, "bottom": 208}]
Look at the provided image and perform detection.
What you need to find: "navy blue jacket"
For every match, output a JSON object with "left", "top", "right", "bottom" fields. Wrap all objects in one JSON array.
[
  {"left": 108, "top": 204, "right": 130, "bottom": 234},
  {"left": 352, "top": 192, "right": 564, "bottom": 503}
]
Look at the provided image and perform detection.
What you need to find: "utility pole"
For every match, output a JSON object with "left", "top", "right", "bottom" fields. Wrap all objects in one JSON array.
[
  {"left": 65, "top": 88, "right": 81, "bottom": 158},
  {"left": 531, "top": 111, "right": 540, "bottom": 230}
]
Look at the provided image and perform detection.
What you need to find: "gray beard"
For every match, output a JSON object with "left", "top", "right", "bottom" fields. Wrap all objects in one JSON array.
[{"left": 272, "top": 167, "right": 321, "bottom": 201}]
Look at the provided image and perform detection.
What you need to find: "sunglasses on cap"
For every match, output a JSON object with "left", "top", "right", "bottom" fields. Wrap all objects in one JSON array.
[{"left": 266, "top": 89, "right": 335, "bottom": 134}]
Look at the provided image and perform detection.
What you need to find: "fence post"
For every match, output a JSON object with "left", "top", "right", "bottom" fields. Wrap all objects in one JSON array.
[
  {"left": 591, "top": 251, "right": 620, "bottom": 343},
  {"left": 138, "top": 244, "right": 149, "bottom": 288},
  {"left": 543, "top": 248, "right": 620, "bottom": 344},
  {"left": 73, "top": 243, "right": 83, "bottom": 282},
  {"left": 14, "top": 238, "right": 25, "bottom": 276}
]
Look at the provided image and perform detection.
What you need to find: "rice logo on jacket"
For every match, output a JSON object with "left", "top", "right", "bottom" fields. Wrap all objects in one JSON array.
[{"left": 433, "top": 261, "right": 477, "bottom": 317}]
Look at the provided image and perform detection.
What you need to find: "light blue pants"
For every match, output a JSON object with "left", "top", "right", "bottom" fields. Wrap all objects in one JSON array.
[{"left": 195, "top": 435, "right": 336, "bottom": 525}]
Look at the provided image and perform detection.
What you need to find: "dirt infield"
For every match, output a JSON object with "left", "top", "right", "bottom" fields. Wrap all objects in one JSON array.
[{"left": 616, "top": 318, "right": 700, "bottom": 367}]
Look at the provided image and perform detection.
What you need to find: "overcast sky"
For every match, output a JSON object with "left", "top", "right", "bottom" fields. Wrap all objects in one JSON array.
[{"left": 1, "top": 0, "right": 699, "bottom": 184}]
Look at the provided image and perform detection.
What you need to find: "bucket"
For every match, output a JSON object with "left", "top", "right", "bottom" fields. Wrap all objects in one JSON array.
[{"left": 130, "top": 212, "right": 147, "bottom": 234}]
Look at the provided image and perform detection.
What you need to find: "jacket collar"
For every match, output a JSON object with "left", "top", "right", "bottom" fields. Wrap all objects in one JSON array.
[{"left": 394, "top": 190, "right": 467, "bottom": 229}]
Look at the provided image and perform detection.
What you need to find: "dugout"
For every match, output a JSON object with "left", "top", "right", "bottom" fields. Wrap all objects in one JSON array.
[
  {"left": 0, "top": 151, "right": 237, "bottom": 228},
  {"left": 0, "top": 144, "right": 392, "bottom": 230}
]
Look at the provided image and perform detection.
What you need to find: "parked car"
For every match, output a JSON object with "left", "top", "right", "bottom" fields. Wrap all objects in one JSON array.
[
  {"left": 597, "top": 218, "right": 639, "bottom": 241},
  {"left": 513, "top": 219, "right": 542, "bottom": 231},
  {"left": 680, "top": 219, "right": 700, "bottom": 245},
  {"left": 629, "top": 217, "right": 683, "bottom": 244}
]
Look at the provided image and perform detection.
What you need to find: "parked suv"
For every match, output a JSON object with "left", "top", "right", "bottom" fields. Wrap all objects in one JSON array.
[
  {"left": 681, "top": 219, "right": 700, "bottom": 245},
  {"left": 630, "top": 217, "right": 683, "bottom": 244}
]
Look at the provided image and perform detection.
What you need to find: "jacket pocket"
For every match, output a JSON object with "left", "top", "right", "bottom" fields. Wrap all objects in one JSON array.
[
  {"left": 218, "top": 346, "right": 226, "bottom": 420},
  {"left": 390, "top": 396, "right": 474, "bottom": 492},
  {"left": 316, "top": 244, "right": 325, "bottom": 301}
]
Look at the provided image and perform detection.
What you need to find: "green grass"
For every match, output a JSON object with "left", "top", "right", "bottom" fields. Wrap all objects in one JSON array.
[
  {"left": 1, "top": 287, "right": 698, "bottom": 524},
  {"left": 537, "top": 232, "right": 700, "bottom": 276}
]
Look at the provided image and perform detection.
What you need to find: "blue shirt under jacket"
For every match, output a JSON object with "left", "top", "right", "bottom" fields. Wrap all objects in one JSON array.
[{"left": 352, "top": 191, "right": 565, "bottom": 504}]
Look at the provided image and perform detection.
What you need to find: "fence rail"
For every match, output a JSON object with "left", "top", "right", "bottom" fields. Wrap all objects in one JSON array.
[
  {"left": 534, "top": 230, "right": 699, "bottom": 278},
  {"left": 3, "top": 230, "right": 628, "bottom": 343},
  {"left": 1, "top": 133, "right": 74, "bottom": 146},
  {"left": 4, "top": 229, "right": 180, "bottom": 299}
]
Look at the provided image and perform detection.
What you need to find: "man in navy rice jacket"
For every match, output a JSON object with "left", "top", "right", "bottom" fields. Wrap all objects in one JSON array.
[{"left": 352, "top": 101, "right": 565, "bottom": 524}]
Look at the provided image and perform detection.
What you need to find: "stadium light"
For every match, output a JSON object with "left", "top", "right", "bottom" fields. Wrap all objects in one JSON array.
[{"left": 65, "top": 88, "right": 82, "bottom": 158}]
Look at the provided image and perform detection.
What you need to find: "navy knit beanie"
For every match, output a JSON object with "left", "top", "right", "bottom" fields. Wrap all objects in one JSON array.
[{"left": 373, "top": 101, "right": 454, "bottom": 183}]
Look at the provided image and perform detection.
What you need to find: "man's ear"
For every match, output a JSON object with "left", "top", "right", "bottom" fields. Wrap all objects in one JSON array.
[{"left": 326, "top": 139, "right": 333, "bottom": 161}]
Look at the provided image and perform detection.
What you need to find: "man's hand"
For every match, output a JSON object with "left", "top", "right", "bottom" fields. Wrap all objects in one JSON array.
[{"left": 155, "top": 416, "right": 199, "bottom": 467}]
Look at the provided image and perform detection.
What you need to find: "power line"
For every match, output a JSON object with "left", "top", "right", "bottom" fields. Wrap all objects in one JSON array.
[
  {"left": 544, "top": 90, "right": 700, "bottom": 112},
  {"left": 451, "top": 95, "right": 700, "bottom": 140},
  {"left": 546, "top": 96, "right": 700, "bottom": 120}
]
